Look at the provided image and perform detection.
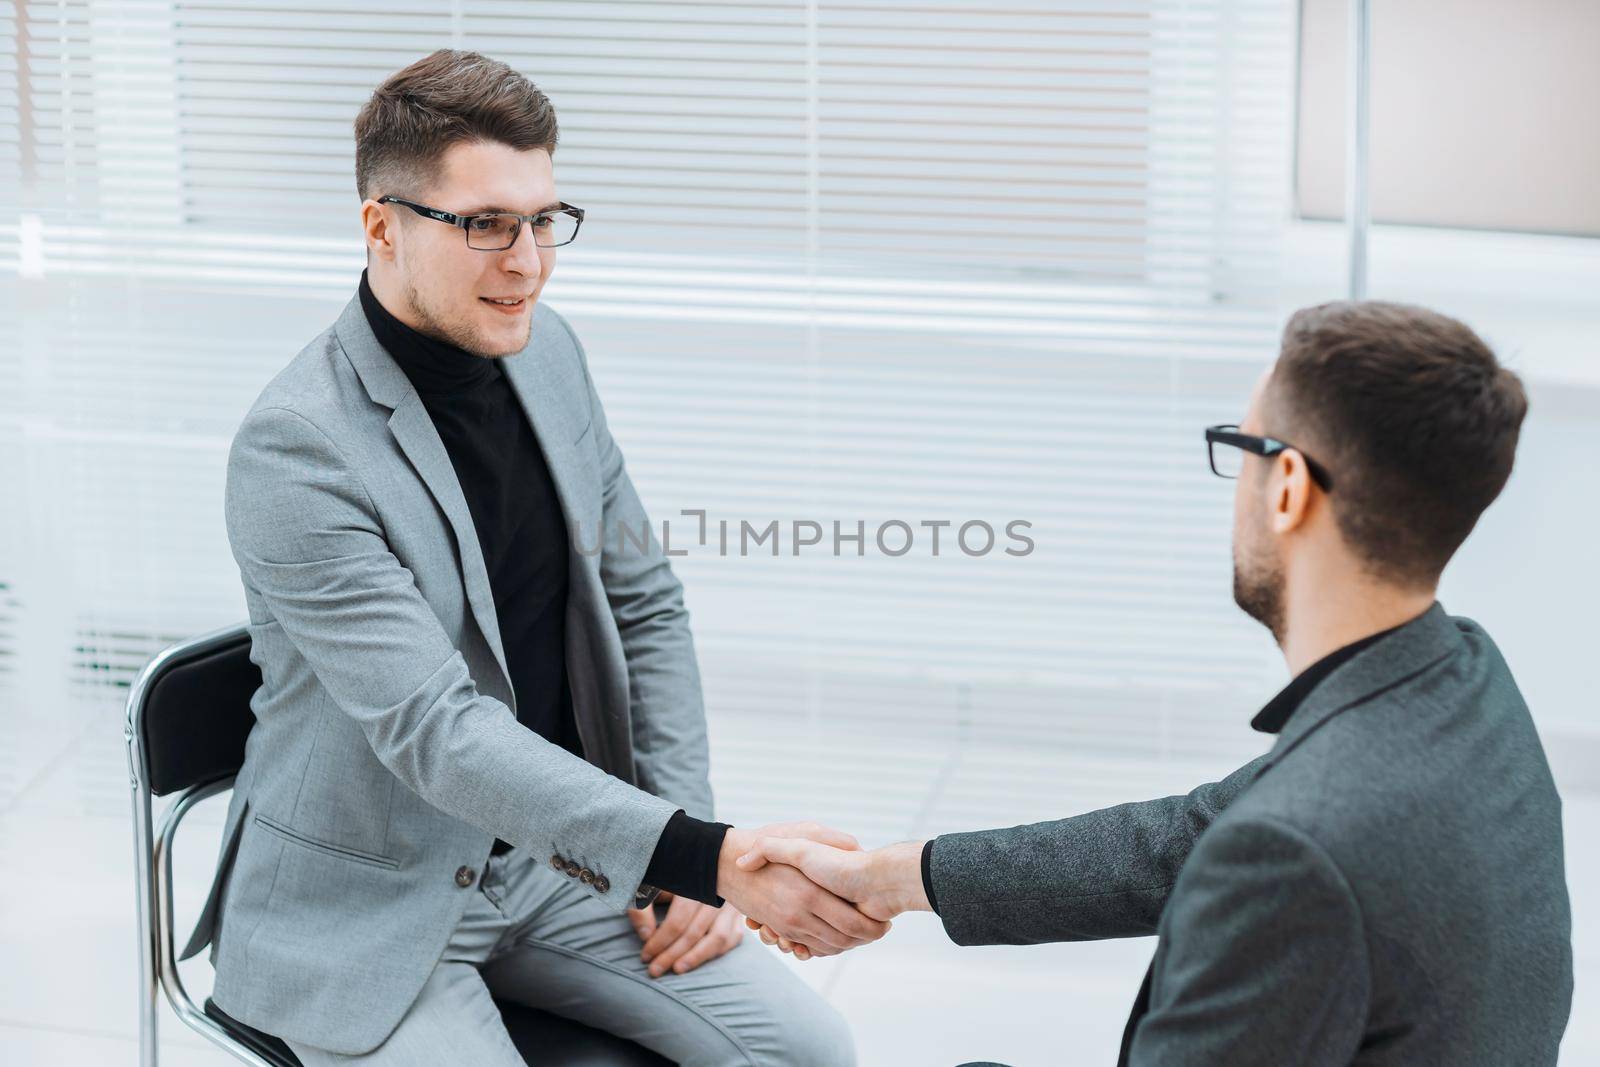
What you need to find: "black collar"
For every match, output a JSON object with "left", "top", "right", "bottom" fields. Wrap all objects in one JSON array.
[
  {"left": 357, "top": 268, "right": 499, "bottom": 397},
  {"left": 1251, "top": 621, "right": 1408, "bottom": 734}
]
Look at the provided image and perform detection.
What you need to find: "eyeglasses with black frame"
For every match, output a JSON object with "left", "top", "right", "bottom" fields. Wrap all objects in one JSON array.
[
  {"left": 376, "top": 195, "right": 585, "bottom": 250},
  {"left": 1205, "top": 423, "right": 1334, "bottom": 491}
]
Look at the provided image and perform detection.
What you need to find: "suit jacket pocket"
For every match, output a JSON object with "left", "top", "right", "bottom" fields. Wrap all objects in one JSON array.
[{"left": 253, "top": 812, "right": 400, "bottom": 870}]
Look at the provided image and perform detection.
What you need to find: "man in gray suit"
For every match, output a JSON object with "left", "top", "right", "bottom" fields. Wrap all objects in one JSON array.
[
  {"left": 738, "top": 301, "right": 1574, "bottom": 1064},
  {"left": 179, "top": 49, "right": 887, "bottom": 1065}
]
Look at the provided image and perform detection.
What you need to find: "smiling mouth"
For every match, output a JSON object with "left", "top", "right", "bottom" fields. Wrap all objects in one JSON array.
[{"left": 480, "top": 296, "right": 528, "bottom": 313}]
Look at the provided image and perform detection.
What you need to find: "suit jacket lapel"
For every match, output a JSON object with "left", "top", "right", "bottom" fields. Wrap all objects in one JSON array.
[
  {"left": 497, "top": 333, "right": 613, "bottom": 765},
  {"left": 333, "top": 292, "right": 513, "bottom": 698},
  {"left": 497, "top": 341, "right": 590, "bottom": 561}
]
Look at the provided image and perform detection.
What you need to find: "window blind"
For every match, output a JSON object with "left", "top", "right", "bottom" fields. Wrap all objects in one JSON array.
[{"left": 4, "top": 0, "right": 1297, "bottom": 830}]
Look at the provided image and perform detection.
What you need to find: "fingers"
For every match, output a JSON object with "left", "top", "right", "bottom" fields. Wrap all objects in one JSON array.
[
  {"left": 757, "top": 929, "right": 807, "bottom": 961},
  {"left": 763, "top": 894, "right": 858, "bottom": 954},
  {"left": 639, "top": 895, "right": 695, "bottom": 964},
  {"left": 748, "top": 914, "right": 823, "bottom": 961},
  {"left": 756, "top": 923, "right": 812, "bottom": 960},
  {"left": 665, "top": 907, "right": 745, "bottom": 976},
  {"left": 762, "top": 925, "right": 804, "bottom": 959},
  {"left": 780, "top": 891, "right": 890, "bottom": 955},
  {"left": 647, "top": 906, "right": 717, "bottom": 978},
  {"left": 747, "top": 897, "right": 848, "bottom": 954},
  {"left": 812, "top": 889, "right": 892, "bottom": 947},
  {"left": 792, "top": 823, "right": 861, "bottom": 851},
  {"left": 627, "top": 906, "right": 656, "bottom": 944}
]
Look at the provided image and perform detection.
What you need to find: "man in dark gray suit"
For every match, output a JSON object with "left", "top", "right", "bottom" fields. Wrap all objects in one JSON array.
[{"left": 737, "top": 301, "right": 1574, "bottom": 1064}]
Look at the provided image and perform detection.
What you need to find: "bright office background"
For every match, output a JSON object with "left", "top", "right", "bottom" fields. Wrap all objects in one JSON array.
[{"left": 1, "top": 2, "right": 1596, "bottom": 1065}]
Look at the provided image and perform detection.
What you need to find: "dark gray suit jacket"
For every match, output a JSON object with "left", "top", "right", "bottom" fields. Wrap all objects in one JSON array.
[{"left": 928, "top": 604, "right": 1572, "bottom": 1065}]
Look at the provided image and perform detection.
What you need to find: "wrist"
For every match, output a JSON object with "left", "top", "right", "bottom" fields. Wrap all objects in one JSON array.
[
  {"left": 868, "top": 840, "right": 932, "bottom": 915},
  {"left": 716, "top": 827, "right": 756, "bottom": 899}
]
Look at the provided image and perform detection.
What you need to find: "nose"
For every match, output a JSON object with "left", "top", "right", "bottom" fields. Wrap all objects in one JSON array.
[{"left": 502, "top": 218, "right": 544, "bottom": 276}]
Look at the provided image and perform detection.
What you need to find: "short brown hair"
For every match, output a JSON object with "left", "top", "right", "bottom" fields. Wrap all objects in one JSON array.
[
  {"left": 353, "top": 49, "right": 558, "bottom": 203},
  {"left": 1268, "top": 300, "right": 1528, "bottom": 587}
]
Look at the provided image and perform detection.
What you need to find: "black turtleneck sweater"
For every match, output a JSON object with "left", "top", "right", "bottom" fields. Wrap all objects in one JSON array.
[{"left": 357, "top": 270, "right": 727, "bottom": 905}]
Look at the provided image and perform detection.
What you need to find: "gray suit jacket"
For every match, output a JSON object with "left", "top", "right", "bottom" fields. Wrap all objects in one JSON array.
[
  {"left": 179, "top": 292, "right": 714, "bottom": 1054},
  {"left": 929, "top": 604, "right": 1573, "bottom": 1065}
]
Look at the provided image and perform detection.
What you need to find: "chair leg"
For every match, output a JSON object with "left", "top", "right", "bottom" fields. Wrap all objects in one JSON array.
[{"left": 128, "top": 742, "right": 160, "bottom": 1067}]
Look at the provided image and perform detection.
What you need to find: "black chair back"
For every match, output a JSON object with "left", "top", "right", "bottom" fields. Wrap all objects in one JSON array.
[{"left": 138, "top": 629, "right": 260, "bottom": 796}]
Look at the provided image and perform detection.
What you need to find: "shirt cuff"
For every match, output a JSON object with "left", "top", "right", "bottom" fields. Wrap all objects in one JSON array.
[
  {"left": 921, "top": 837, "right": 940, "bottom": 914},
  {"left": 641, "top": 809, "right": 732, "bottom": 908}
]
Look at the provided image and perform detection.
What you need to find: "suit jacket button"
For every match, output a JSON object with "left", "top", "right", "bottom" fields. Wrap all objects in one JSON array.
[
  {"left": 550, "top": 854, "right": 565, "bottom": 871},
  {"left": 594, "top": 875, "right": 610, "bottom": 894},
  {"left": 564, "top": 860, "right": 581, "bottom": 878},
  {"left": 578, "top": 867, "right": 595, "bottom": 885},
  {"left": 455, "top": 866, "right": 476, "bottom": 888}
]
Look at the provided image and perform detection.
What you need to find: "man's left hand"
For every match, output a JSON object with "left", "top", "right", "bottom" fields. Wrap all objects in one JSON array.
[{"left": 632, "top": 892, "right": 746, "bottom": 979}]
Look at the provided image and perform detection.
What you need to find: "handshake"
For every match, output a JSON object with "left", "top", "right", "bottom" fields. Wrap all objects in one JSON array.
[{"left": 716, "top": 822, "right": 932, "bottom": 961}]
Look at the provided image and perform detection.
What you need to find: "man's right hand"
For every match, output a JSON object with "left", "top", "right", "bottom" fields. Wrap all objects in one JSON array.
[
  {"left": 733, "top": 836, "right": 931, "bottom": 960},
  {"left": 715, "top": 822, "right": 893, "bottom": 957}
]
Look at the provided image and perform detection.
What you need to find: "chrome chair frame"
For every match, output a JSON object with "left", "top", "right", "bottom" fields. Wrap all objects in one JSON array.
[
  {"left": 125, "top": 621, "right": 279, "bottom": 1067},
  {"left": 125, "top": 623, "right": 675, "bottom": 1067}
]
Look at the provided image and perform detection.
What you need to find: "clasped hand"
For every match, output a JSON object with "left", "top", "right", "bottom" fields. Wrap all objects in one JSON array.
[
  {"left": 632, "top": 820, "right": 899, "bottom": 977},
  {"left": 733, "top": 834, "right": 931, "bottom": 962}
]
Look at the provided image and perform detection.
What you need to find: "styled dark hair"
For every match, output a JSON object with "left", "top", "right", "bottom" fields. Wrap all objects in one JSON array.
[
  {"left": 1269, "top": 300, "right": 1528, "bottom": 587},
  {"left": 353, "top": 49, "right": 558, "bottom": 203}
]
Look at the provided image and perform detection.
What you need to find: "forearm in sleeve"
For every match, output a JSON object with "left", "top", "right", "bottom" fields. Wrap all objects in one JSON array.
[{"left": 928, "top": 753, "right": 1269, "bottom": 945}]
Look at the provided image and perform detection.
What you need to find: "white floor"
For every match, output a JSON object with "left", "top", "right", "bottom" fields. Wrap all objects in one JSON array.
[{"left": 1, "top": 707, "right": 1594, "bottom": 1067}]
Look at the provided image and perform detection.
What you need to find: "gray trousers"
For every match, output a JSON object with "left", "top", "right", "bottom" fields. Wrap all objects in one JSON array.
[{"left": 283, "top": 844, "right": 855, "bottom": 1066}]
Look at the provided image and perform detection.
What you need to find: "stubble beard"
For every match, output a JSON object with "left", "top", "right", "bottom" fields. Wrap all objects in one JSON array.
[
  {"left": 401, "top": 274, "right": 530, "bottom": 359},
  {"left": 1232, "top": 535, "right": 1287, "bottom": 646}
]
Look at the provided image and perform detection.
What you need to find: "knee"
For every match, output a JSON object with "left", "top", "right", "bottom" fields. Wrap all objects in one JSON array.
[{"left": 762, "top": 996, "right": 855, "bottom": 1067}]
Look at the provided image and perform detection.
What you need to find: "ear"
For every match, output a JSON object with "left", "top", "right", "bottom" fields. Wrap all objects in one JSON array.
[
  {"left": 361, "top": 199, "right": 396, "bottom": 262},
  {"left": 1269, "top": 449, "right": 1315, "bottom": 535}
]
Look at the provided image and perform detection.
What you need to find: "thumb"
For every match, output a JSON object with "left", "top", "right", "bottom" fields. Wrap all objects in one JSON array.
[
  {"left": 737, "top": 835, "right": 812, "bottom": 873},
  {"left": 801, "top": 826, "right": 861, "bottom": 851},
  {"left": 735, "top": 843, "right": 771, "bottom": 872},
  {"left": 761, "top": 821, "right": 862, "bottom": 852}
]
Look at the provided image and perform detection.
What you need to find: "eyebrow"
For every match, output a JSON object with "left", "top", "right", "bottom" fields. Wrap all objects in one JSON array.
[{"left": 459, "top": 201, "right": 563, "bottom": 216}]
